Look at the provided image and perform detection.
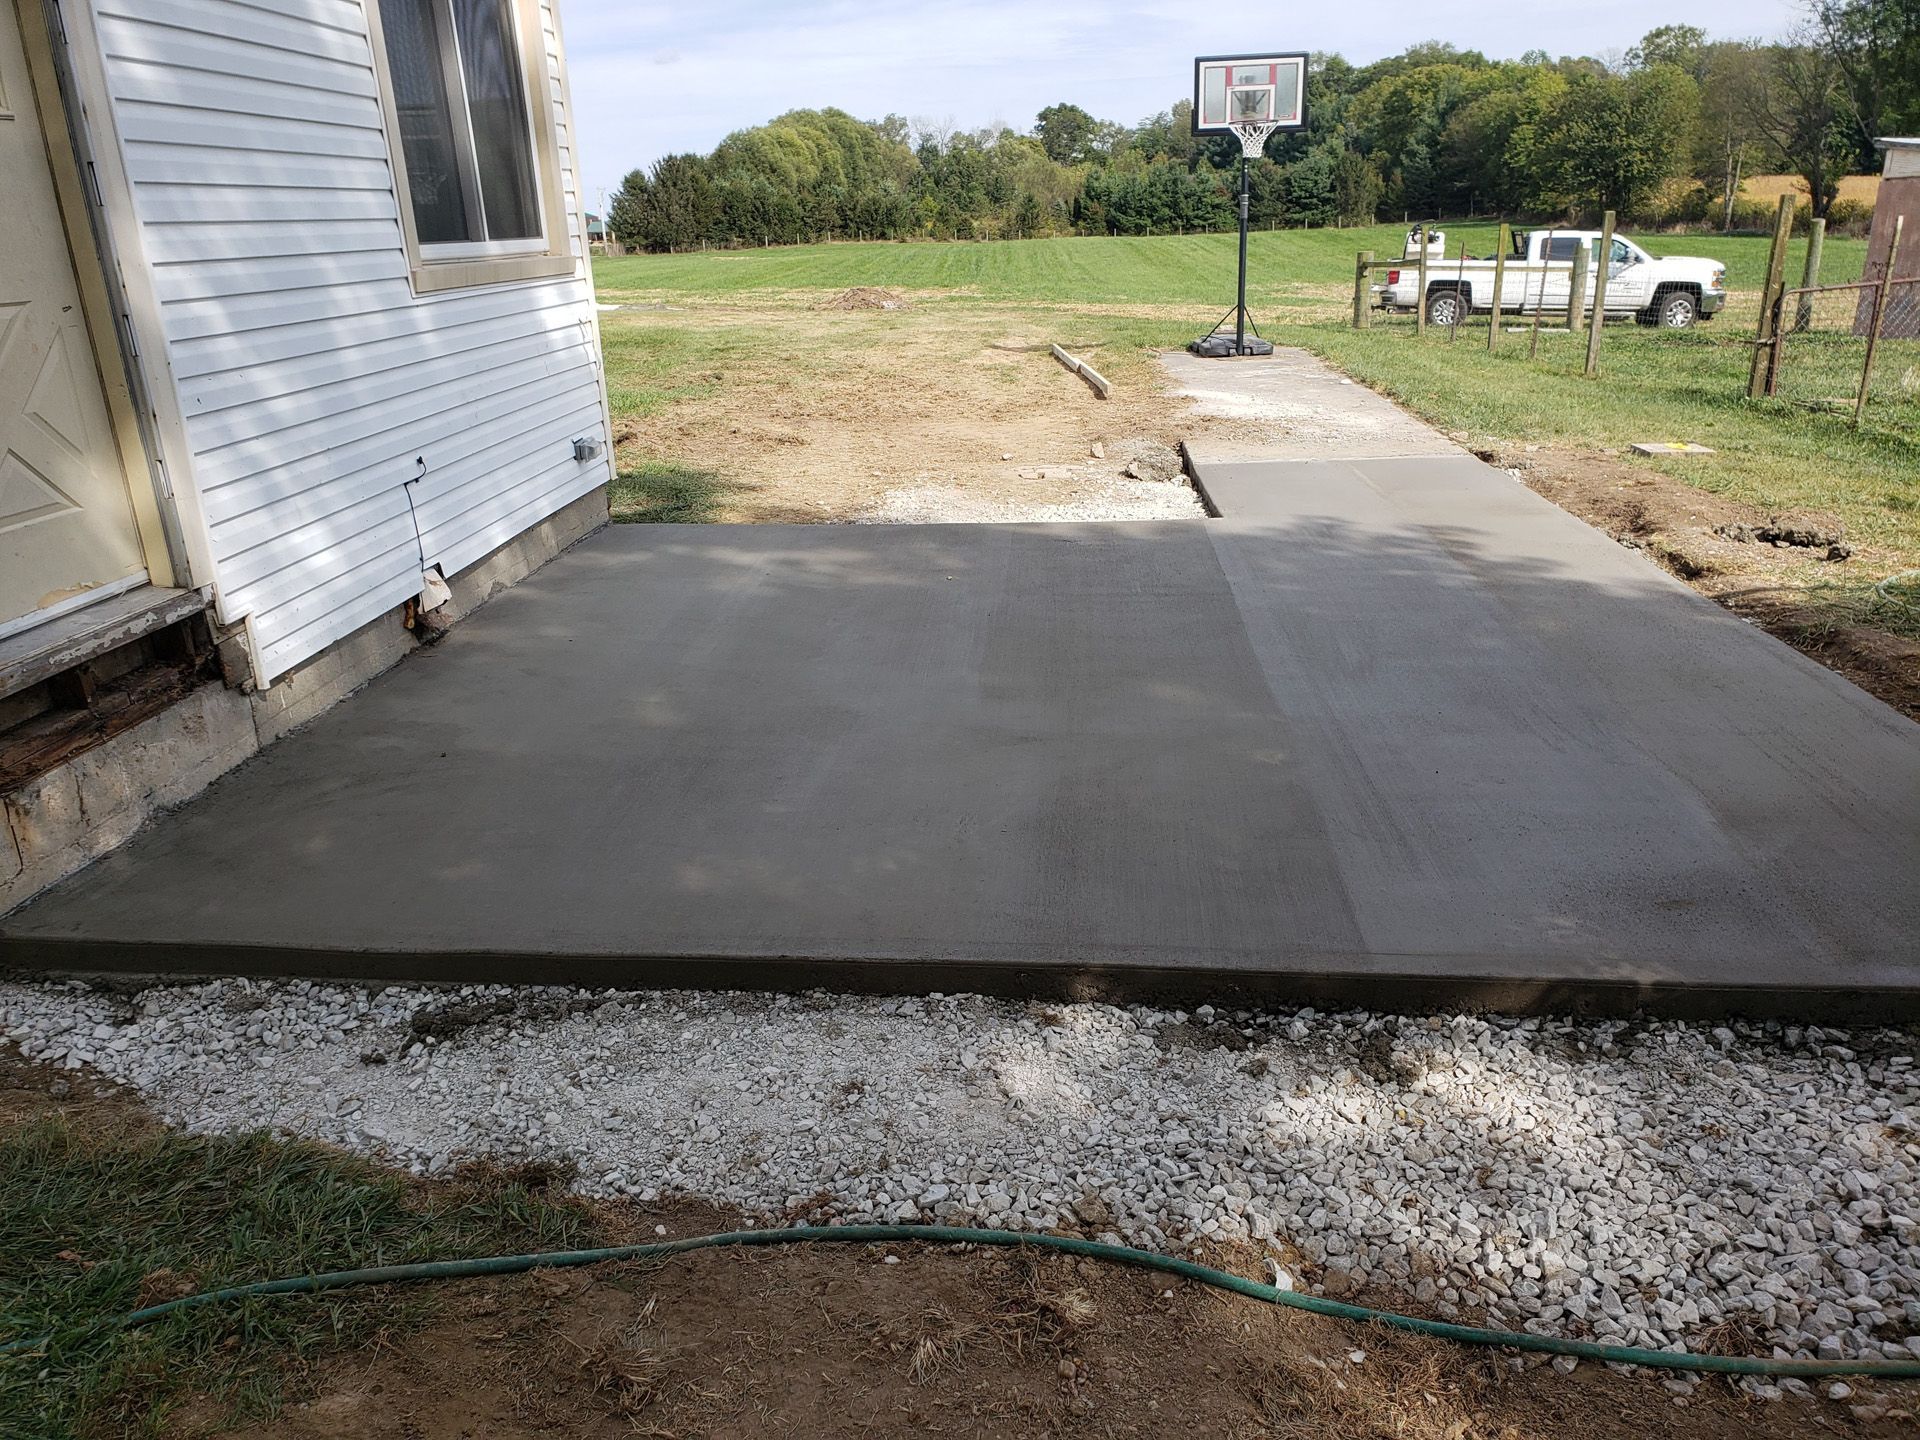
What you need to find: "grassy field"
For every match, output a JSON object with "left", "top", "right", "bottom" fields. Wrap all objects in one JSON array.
[
  {"left": 596, "top": 223, "right": 1918, "bottom": 645},
  {"left": 596, "top": 222, "right": 1868, "bottom": 307}
]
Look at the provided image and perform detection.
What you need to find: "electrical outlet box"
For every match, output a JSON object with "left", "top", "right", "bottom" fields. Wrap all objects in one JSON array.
[{"left": 573, "top": 436, "right": 604, "bottom": 463}]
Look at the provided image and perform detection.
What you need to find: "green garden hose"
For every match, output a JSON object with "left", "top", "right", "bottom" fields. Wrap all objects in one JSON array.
[{"left": 4, "top": 1223, "right": 1919, "bottom": 1379}]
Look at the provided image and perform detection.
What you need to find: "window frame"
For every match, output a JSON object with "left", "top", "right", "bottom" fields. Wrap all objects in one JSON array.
[{"left": 363, "top": 0, "right": 576, "bottom": 293}]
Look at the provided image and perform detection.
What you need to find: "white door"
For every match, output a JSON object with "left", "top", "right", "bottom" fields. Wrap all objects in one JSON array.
[
  {"left": 1605, "top": 239, "right": 1652, "bottom": 312},
  {"left": 0, "top": 4, "right": 147, "bottom": 637}
]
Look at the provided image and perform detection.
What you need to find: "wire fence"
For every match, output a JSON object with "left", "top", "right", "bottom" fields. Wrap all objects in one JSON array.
[{"left": 1770, "top": 277, "right": 1920, "bottom": 437}]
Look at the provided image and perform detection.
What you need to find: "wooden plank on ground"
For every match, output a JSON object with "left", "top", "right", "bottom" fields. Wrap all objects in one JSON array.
[{"left": 1050, "top": 344, "right": 1112, "bottom": 399}]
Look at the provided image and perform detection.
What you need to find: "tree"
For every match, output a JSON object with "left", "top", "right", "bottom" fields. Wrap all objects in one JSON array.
[
  {"left": 1281, "top": 148, "right": 1338, "bottom": 226},
  {"left": 1331, "top": 150, "right": 1384, "bottom": 225},
  {"left": 623, "top": 154, "right": 718, "bottom": 251},
  {"left": 1628, "top": 25, "right": 1709, "bottom": 77},
  {"left": 1440, "top": 69, "right": 1566, "bottom": 213},
  {"left": 1696, "top": 42, "right": 1770, "bottom": 226},
  {"left": 1742, "top": 40, "right": 1857, "bottom": 215},
  {"left": 606, "top": 168, "right": 650, "bottom": 250},
  {"left": 1035, "top": 103, "right": 1098, "bottom": 164},
  {"left": 1813, "top": 0, "right": 1920, "bottom": 155},
  {"left": 1532, "top": 66, "right": 1699, "bottom": 215},
  {"left": 1012, "top": 191, "right": 1044, "bottom": 236}
]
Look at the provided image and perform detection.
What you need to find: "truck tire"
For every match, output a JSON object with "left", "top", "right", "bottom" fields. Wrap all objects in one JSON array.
[
  {"left": 1425, "top": 288, "right": 1466, "bottom": 328},
  {"left": 1650, "top": 289, "right": 1698, "bottom": 330}
]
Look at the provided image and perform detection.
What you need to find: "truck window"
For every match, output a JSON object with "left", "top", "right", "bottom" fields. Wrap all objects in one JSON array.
[
  {"left": 1543, "top": 236, "right": 1582, "bottom": 262},
  {"left": 1610, "top": 239, "right": 1633, "bottom": 265}
]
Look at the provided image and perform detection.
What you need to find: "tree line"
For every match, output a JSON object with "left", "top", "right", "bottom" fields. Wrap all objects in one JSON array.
[{"left": 607, "top": 1, "right": 1916, "bottom": 252}]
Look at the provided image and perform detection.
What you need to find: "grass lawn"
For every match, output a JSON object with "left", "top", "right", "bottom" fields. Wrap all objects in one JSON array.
[
  {"left": 594, "top": 223, "right": 1867, "bottom": 306},
  {"left": 0, "top": 1099, "right": 597, "bottom": 1437}
]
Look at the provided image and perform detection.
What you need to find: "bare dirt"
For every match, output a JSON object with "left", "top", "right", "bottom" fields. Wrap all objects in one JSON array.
[
  {"left": 607, "top": 307, "right": 1208, "bottom": 523},
  {"left": 821, "top": 286, "right": 908, "bottom": 311},
  {"left": 1493, "top": 442, "right": 1920, "bottom": 719},
  {"left": 222, "top": 1218, "right": 1918, "bottom": 1440}
]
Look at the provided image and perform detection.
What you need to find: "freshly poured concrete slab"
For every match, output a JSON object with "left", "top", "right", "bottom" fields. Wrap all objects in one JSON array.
[
  {"left": 1195, "top": 455, "right": 1920, "bottom": 992},
  {"left": 4, "top": 460, "right": 1918, "bottom": 1016},
  {"left": 0, "top": 525, "right": 1371, "bottom": 993}
]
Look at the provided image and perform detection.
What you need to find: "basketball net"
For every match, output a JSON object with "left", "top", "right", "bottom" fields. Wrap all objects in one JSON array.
[{"left": 1231, "top": 120, "right": 1280, "bottom": 160}]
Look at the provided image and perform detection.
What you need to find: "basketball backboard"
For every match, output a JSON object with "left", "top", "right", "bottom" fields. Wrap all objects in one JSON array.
[{"left": 1191, "top": 53, "right": 1308, "bottom": 136}]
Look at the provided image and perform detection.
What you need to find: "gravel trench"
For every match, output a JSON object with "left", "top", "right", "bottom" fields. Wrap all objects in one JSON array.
[{"left": 5, "top": 980, "right": 1917, "bottom": 1377}]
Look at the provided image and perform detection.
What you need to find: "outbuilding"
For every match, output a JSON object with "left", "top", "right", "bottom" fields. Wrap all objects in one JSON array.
[
  {"left": 1863, "top": 137, "right": 1918, "bottom": 338},
  {"left": 1, "top": 0, "right": 613, "bottom": 909}
]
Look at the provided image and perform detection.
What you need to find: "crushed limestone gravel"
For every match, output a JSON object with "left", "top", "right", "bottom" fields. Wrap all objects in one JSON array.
[
  {"left": 5, "top": 980, "right": 1918, "bottom": 1375},
  {"left": 856, "top": 474, "right": 1204, "bottom": 524}
]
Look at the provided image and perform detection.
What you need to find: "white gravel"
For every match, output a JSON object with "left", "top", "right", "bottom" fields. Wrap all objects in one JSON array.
[
  {"left": 6, "top": 980, "right": 1919, "bottom": 1371},
  {"left": 856, "top": 474, "right": 1205, "bottom": 524}
]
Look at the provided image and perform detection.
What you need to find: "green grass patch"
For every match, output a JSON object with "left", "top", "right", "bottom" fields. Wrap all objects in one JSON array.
[
  {"left": 596, "top": 317, "right": 755, "bottom": 418},
  {"left": 0, "top": 1113, "right": 598, "bottom": 1438},
  {"left": 609, "top": 461, "right": 738, "bottom": 523},
  {"left": 595, "top": 226, "right": 1866, "bottom": 308}
]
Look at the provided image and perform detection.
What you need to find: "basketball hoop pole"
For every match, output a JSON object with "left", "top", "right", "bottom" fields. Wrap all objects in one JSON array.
[
  {"left": 1235, "top": 154, "right": 1251, "bottom": 355},
  {"left": 1189, "top": 123, "right": 1278, "bottom": 356}
]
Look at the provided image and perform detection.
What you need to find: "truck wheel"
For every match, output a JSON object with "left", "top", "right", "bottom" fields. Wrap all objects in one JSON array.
[
  {"left": 1654, "top": 291, "right": 1698, "bottom": 329},
  {"left": 1425, "top": 289, "right": 1465, "bottom": 327}
]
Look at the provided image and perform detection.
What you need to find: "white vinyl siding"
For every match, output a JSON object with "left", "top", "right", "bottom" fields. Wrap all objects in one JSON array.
[{"left": 83, "top": 0, "right": 608, "bottom": 682}]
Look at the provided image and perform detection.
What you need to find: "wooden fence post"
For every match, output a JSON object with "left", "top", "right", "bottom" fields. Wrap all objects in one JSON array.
[
  {"left": 1415, "top": 226, "right": 1430, "bottom": 336},
  {"left": 1450, "top": 237, "right": 1467, "bottom": 341},
  {"left": 1584, "top": 210, "right": 1615, "bottom": 377},
  {"left": 1529, "top": 228, "right": 1554, "bottom": 358},
  {"left": 1748, "top": 194, "right": 1796, "bottom": 399},
  {"left": 1353, "top": 251, "right": 1373, "bottom": 329},
  {"left": 1796, "top": 217, "right": 1826, "bottom": 332},
  {"left": 1487, "top": 222, "right": 1511, "bottom": 352},
  {"left": 1566, "top": 243, "right": 1589, "bottom": 331},
  {"left": 1856, "top": 215, "right": 1904, "bottom": 426}
]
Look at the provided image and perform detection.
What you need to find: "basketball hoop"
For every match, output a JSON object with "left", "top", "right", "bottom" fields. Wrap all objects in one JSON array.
[
  {"left": 1188, "top": 53, "right": 1309, "bottom": 358},
  {"left": 1230, "top": 120, "right": 1280, "bottom": 160}
]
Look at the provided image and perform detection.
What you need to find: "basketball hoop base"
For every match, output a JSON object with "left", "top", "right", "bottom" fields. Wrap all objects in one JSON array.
[
  {"left": 1187, "top": 333, "right": 1274, "bottom": 358},
  {"left": 1189, "top": 299, "right": 1274, "bottom": 358}
]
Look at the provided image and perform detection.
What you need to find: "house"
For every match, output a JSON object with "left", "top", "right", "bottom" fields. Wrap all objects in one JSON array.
[
  {"left": 1, "top": 0, "right": 613, "bottom": 910},
  {"left": 1863, "top": 138, "right": 1918, "bottom": 339},
  {"left": 585, "top": 210, "right": 618, "bottom": 254}
]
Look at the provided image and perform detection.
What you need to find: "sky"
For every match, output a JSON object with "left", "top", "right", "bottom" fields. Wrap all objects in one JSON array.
[{"left": 557, "top": 0, "right": 1806, "bottom": 210}]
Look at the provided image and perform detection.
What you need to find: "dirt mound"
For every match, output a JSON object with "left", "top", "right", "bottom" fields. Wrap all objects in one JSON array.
[{"left": 823, "top": 287, "right": 907, "bottom": 311}]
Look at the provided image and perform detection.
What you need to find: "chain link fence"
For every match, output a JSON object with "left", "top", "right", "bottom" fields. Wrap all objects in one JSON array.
[{"left": 1770, "top": 278, "right": 1920, "bottom": 437}]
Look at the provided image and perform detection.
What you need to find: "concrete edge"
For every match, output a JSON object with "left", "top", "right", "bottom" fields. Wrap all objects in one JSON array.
[
  {"left": 1176, "top": 440, "right": 1223, "bottom": 517},
  {"left": 5, "top": 937, "right": 1917, "bottom": 1024}
]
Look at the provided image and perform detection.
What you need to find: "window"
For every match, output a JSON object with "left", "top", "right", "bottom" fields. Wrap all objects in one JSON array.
[{"left": 368, "top": 0, "right": 574, "bottom": 290}]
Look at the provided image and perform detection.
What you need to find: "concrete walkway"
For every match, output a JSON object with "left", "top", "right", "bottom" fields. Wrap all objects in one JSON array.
[{"left": 5, "top": 354, "right": 1917, "bottom": 1016}]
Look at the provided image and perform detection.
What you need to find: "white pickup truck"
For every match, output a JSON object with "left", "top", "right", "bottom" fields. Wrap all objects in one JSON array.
[{"left": 1372, "top": 227, "right": 1728, "bottom": 329}]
